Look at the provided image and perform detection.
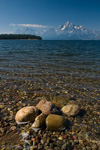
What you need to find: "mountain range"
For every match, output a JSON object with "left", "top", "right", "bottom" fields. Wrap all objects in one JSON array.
[{"left": 14, "top": 21, "right": 100, "bottom": 40}]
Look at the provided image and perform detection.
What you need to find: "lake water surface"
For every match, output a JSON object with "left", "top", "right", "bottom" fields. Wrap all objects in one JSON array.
[
  {"left": 0, "top": 40, "right": 100, "bottom": 97},
  {"left": 0, "top": 40, "right": 100, "bottom": 148}
]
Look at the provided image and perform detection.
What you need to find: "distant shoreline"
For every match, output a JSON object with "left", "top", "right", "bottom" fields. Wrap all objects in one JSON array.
[
  {"left": 0, "top": 34, "right": 42, "bottom": 40},
  {"left": 0, "top": 39, "right": 41, "bottom": 40}
]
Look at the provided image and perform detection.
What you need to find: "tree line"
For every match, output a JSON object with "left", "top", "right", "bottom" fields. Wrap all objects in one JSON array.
[{"left": 0, "top": 34, "right": 42, "bottom": 40}]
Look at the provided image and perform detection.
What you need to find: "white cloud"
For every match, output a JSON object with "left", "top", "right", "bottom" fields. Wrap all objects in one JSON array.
[{"left": 10, "top": 23, "right": 50, "bottom": 28}]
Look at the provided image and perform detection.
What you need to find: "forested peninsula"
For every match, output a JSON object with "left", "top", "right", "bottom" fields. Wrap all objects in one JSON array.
[{"left": 0, "top": 34, "right": 42, "bottom": 40}]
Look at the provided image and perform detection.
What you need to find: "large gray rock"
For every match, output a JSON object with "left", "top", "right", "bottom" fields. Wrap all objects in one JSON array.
[
  {"left": 32, "top": 113, "right": 46, "bottom": 128},
  {"left": 36, "top": 100, "right": 60, "bottom": 115},
  {"left": 46, "top": 114, "right": 66, "bottom": 131},
  {"left": 15, "top": 106, "right": 38, "bottom": 123},
  {"left": 62, "top": 104, "right": 80, "bottom": 116}
]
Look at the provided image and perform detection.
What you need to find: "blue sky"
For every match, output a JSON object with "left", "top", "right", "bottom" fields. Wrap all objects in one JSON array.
[{"left": 0, "top": 0, "right": 100, "bottom": 33}]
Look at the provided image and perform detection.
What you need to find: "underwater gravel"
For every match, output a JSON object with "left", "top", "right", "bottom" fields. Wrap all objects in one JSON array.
[{"left": 0, "top": 69, "right": 100, "bottom": 150}]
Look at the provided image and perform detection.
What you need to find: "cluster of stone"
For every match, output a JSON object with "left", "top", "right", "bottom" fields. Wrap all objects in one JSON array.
[{"left": 15, "top": 100, "right": 80, "bottom": 131}]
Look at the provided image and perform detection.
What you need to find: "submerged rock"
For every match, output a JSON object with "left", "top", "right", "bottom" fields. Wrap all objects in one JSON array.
[
  {"left": 36, "top": 100, "right": 60, "bottom": 115},
  {"left": 15, "top": 106, "right": 38, "bottom": 123},
  {"left": 62, "top": 104, "right": 80, "bottom": 116},
  {"left": 32, "top": 113, "right": 46, "bottom": 128},
  {"left": 46, "top": 114, "right": 66, "bottom": 131}
]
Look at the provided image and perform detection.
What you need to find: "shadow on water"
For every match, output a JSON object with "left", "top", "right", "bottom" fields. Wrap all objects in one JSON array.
[
  {"left": 0, "top": 109, "right": 3, "bottom": 120},
  {"left": 72, "top": 109, "right": 86, "bottom": 120},
  {"left": 78, "top": 109, "right": 86, "bottom": 117},
  {"left": 66, "top": 119, "right": 73, "bottom": 130},
  {"left": 66, "top": 109, "right": 86, "bottom": 130}
]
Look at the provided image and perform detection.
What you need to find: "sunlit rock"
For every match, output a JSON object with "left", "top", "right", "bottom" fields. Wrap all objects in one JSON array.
[
  {"left": 15, "top": 106, "right": 38, "bottom": 123},
  {"left": 36, "top": 100, "right": 60, "bottom": 115},
  {"left": 62, "top": 104, "right": 80, "bottom": 116},
  {"left": 32, "top": 113, "right": 46, "bottom": 128},
  {"left": 46, "top": 114, "right": 66, "bottom": 131}
]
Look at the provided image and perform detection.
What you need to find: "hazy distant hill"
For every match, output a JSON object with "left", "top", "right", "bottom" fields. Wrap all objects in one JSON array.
[{"left": 14, "top": 21, "right": 100, "bottom": 40}]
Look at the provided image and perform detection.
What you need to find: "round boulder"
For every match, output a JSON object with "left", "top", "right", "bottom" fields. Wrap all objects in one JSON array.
[
  {"left": 36, "top": 100, "right": 60, "bottom": 116},
  {"left": 62, "top": 104, "right": 80, "bottom": 116},
  {"left": 32, "top": 113, "right": 46, "bottom": 128},
  {"left": 15, "top": 106, "right": 38, "bottom": 123},
  {"left": 46, "top": 114, "right": 66, "bottom": 131}
]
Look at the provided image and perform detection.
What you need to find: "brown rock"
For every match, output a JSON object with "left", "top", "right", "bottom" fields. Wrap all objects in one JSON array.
[
  {"left": 0, "top": 103, "right": 5, "bottom": 109},
  {"left": 32, "top": 113, "right": 46, "bottom": 128},
  {"left": 10, "top": 126, "right": 16, "bottom": 131},
  {"left": 15, "top": 106, "right": 38, "bottom": 123},
  {"left": 46, "top": 114, "right": 66, "bottom": 131},
  {"left": 36, "top": 100, "right": 60, "bottom": 115},
  {"left": 62, "top": 104, "right": 80, "bottom": 116}
]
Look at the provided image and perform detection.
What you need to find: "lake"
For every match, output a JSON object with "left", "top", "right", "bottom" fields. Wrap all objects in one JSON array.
[
  {"left": 0, "top": 40, "right": 100, "bottom": 96},
  {"left": 0, "top": 40, "right": 100, "bottom": 149}
]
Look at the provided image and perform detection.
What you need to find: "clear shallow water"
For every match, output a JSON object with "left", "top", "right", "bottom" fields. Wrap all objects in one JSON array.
[
  {"left": 0, "top": 40, "right": 100, "bottom": 149},
  {"left": 0, "top": 40, "right": 100, "bottom": 102}
]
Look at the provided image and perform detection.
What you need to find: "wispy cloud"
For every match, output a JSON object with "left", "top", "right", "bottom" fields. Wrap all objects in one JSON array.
[{"left": 10, "top": 23, "right": 50, "bottom": 28}]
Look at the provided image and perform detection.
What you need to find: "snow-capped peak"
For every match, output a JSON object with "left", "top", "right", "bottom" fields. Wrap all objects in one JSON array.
[
  {"left": 14, "top": 21, "right": 100, "bottom": 40},
  {"left": 74, "top": 26, "right": 79, "bottom": 29},
  {"left": 59, "top": 21, "right": 73, "bottom": 31},
  {"left": 61, "top": 25, "right": 66, "bottom": 30},
  {"left": 65, "top": 21, "right": 70, "bottom": 25},
  {"left": 56, "top": 21, "right": 88, "bottom": 34}
]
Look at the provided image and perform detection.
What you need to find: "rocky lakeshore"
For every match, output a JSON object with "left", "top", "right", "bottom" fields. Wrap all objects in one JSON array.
[
  {"left": 0, "top": 40, "right": 100, "bottom": 150},
  {"left": 0, "top": 89, "right": 100, "bottom": 150}
]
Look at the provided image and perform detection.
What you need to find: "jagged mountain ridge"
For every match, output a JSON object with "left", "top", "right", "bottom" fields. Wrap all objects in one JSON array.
[
  {"left": 56, "top": 21, "right": 88, "bottom": 35},
  {"left": 14, "top": 21, "right": 100, "bottom": 40}
]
